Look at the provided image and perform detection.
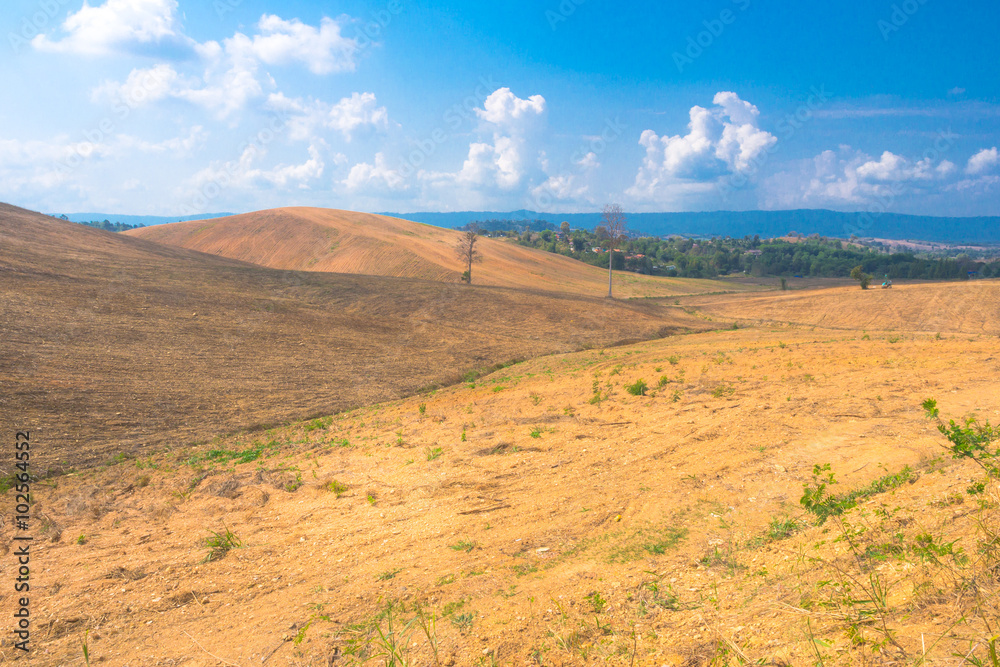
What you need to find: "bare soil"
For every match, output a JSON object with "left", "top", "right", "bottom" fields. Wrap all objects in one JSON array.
[
  {"left": 12, "top": 320, "right": 1000, "bottom": 665},
  {"left": 4, "top": 204, "right": 1000, "bottom": 666},
  {"left": 126, "top": 208, "right": 756, "bottom": 299},
  {"left": 0, "top": 204, "right": 711, "bottom": 470}
]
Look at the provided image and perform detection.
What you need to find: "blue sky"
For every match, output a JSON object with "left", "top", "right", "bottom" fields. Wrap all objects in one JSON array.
[{"left": 1, "top": 0, "right": 998, "bottom": 216}]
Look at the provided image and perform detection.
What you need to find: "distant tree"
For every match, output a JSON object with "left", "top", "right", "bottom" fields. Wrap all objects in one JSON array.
[
  {"left": 560, "top": 221, "right": 570, "bottom": 236},
  {"left": 850, "top": 265, "right": 872, "bottom": 289},
  {"left": 598, "top": 203, "right": 628, "bottom": 298},
  {"left": 455, "top": 225, "right": 483, "bottom": 284}
]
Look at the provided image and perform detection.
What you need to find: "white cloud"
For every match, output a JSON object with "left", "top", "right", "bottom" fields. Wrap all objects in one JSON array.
[
  {"left": 116, "top": 126, "right": 208, "bottom": 156},
  {"left": 91, "top": 63, "right": 186, "bottom": 107},
  {"left": 966, "top": 147, "right": 999, "bottom": 175},
  {"left": 187, "top": 143, "right": 325, "bottom": 194},
  {"left": 32, "top": 0, "right": 185, "bottom": 56},
  {"left": 342, "top": 152, "right": 407, "bottom": 192},
  {"left": 627, "top": 92, "right": 777, "bottom": 204},
  {"left": 75, "top": 9, "right": 362, "bottom": 120},
  {"left": 91, "top": 36, "right": 264, "bottom": 119},
  {"left": 249, "top": 15, "right": 358, "bottom": 75},
  {"left": 761, "top": 145, "right": 964, "bottom": 209},
  {"left": 856, "top": 151, "right": 940, "bottom": 182},
  {"left": 266, "top": 91, "right": 390, "bottom": 142},
  {"left": 475, "top": 87, "right": 546, "bottom": 130},
  {"left": 576, "top": 151, "right": 600, "bottom": 170},
  {"left": 327, "top": 93, "right": 389, "bottom": 140},
  {"left": 421, "top": 88, "right": 547, "bottom": 203}
]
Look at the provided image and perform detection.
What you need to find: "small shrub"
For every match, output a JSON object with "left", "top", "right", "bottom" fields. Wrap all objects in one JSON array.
[
  {"left": 451, "top": 612, "right": 474, "bottom": 630},
  {"left": 585, "top": 591, "right": 607, "bottom": 613},
  {"left": 204, "top": 523, "right": 243, "bottom": 561},
  {"left": 376, "top": 568, "right": 402, "bottom": 581},
  {"left": 418, "top": 403, "right": 426, "bottom": 415},
  {"left": 766, "top": 517, "right": 799, "bottom": 541},
  {"left": 667, "top": 355, "right": 680, "bottom": 365},
  {"left": 529, "top": 427, "right": 542, "bottom": 439},
  {"left": 711, "top": 384, "right": 735, "bottom": 398},
  {"left": 426, "top": 446, "right": 443, "bottom": 461},
  {"left": 625, "top": 379, "right": 648, "bottom": 396},
  {"left": 325, "top": 480, "right": 349, "bottom": 497},
  {"left": 450, "top": 540, "right": 477, "bottom": 553}
]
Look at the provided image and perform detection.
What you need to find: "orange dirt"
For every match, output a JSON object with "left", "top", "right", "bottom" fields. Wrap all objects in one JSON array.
[
  {"left": 15, "top": 323, "right": 1000, "bottom": 665},
  {"left": 0, "top": 203, "right": 711, "bottom": 469},
  {"left": 5, "top": 203, "right": 1000, "bottom": 666},
  {"left": 125, "top": 208, "right": 751, "bottom": 298},
  {"left": 683, "top": 280, "right": 1000, "bottom": 335}
]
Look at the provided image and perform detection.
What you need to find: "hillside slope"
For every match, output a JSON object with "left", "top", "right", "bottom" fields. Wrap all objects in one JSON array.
[
  {"left": 126, "top": 207, "right": 742, "bottom": 297},
  {"left": 22, "top": 325, "right": 1000, "bottom": 665},
  {"left": 682, "top": 279, "right": 1000, "bottom": 334},
  {"left": 0, "top": 203, "right": 710, "bottom": 468}
]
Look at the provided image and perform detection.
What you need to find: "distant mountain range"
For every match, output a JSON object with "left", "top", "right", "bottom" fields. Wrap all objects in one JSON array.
[
  {"left": 385, "top": 209, "right": 1000, "bottom": 244},
  {"left": 57, "top": 212, "right": 235, "bottom": 227}
]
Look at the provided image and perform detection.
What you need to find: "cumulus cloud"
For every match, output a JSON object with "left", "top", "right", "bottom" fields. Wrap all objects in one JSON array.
[
  {"left": 32, "top": 0, "right": 184, "bottom": 56},
  {"left": 266, "top": 91, "right": 389, "bottom": 141},
  {"left": 187, "top": 143, "right": 325, "bottom": 195},
  {"left": 92, "top": 38, "right": 263, "bottom": 120},
  {"left": 327, "top": 93, "right": 389, "bottom": 139},
  {"left": 342, "top": 152, "right": 407, "bottom": 192},
  {"left": 475, "top": 88, "right": 546, "bottom": 130},
  {"left": 761, "top": 145, "right": 965, "bottom": 209},
  {"left": 627, "top": 92, "right": 777, "bottom": 203},
  {"left": 855, "top": 151, "right": 954, "bottom": 182},
  {"left": 66, "top": 4, "right": 361, "bottom": 120},
  {"left": 421, "top": 88, "right": 546, "bottom": 202},
  {"left": 249, "top": 15, "right": 358, "bottom": 75},
  {"left": 966, "top": 147, "right": 999, "bottom": 175}
]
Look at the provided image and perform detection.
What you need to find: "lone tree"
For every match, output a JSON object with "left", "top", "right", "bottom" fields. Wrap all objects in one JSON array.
[
  {"left": 850, "top": 265, "right": 872, "bottom": 290},
  {"left": 455, "top": 225, "right": 483, "bottom": 284},
  {"left": 598, "top": 203, "right": 628, "bottom": 298}
]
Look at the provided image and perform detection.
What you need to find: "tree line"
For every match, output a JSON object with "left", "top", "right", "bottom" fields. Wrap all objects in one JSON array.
[
  {"left": 57, "top": 214, "right": 146, "bottom": 233},
  {"left": 489, "top": 225, "right": 1000, "bottom": 280}
]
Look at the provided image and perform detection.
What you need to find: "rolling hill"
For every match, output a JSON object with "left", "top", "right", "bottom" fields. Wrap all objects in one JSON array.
[
  {"left": 682, "top": 279, "right": 1000, "bottom": 334},
  {"left": 0, "top": 203, "right": 711, "bottom": 469},
  {"left": 125, "top": 207, "right": 746, "bottom": 298}
]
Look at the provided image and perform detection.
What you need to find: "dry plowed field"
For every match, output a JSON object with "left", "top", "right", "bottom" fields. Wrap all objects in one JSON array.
[
  {"left": 0, "top": 204, "right": 711, "bottom": 469},
  {"left": 126, "top": 208, "right": 749, "bottom": 298},
  {"left": 684, "top": 280, "right": 1000, "bottom": 334},
  {"left": 4, "top": 203, "right": 1000, "bottom": 666}
]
